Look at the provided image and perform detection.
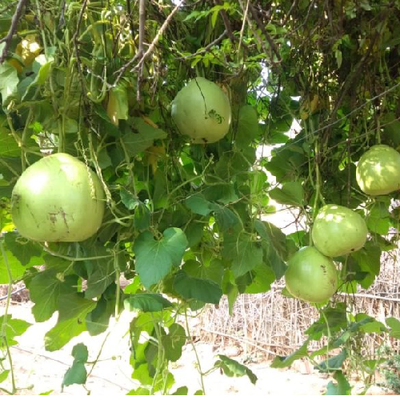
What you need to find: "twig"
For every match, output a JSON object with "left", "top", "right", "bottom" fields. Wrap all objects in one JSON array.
[
  {"left": 137, "top": 0, "right": 146, "bottom": 102},
  {"left": 247, "top": 2, "right": 282, "bottom": 64},
  {"left": 180, "top": 30, "right": 227, "bottom": 60},
  {"left": 0, "top": 0, "right": 28, "bottom": 64},
  {"left": 0, "top": 286, "right": 27, "bottom": 301},
  {"left": 125, "top": 0, "right": 136, "bottom": 40},
  {"left": 213, "top": 0, "right": 237, "bottom": 43},
  {"left": 114, "top": 0, "right": 183, "bottom": 86},
  {"left": 281, "top": 0, "right": 299, "bottom": 26},
  {"left": 237, "top": 0, "right": 250, "bottom": 58}
]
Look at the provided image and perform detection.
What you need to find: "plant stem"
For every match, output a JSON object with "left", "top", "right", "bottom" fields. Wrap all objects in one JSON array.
[
  {"left": 184, "top": 308, "right": 206, "bottom": 394},
  {"left": 0, "top": 241, "right": 17, "bottom": 394}
]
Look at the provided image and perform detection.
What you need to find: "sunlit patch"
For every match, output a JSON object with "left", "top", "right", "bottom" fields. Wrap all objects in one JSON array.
[{"left": 27, "top": 172, "right": 49, "bottom": 195}]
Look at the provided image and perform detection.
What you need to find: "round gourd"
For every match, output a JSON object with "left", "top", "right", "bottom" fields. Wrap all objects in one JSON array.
[
  {"left": 11, "top": 153, "right": 105, "bottom": 242},
  {"left": 171, "top": 77, "right": 231, "bottom": 144},
  {"left": 285, "top": 246, "right": 338, "bottom": 303},
  {"left": 312, "top": 204, "right": 368, "bottom": 258},
  {"left": 356, "top": 144, "right": 400, "bottom": 196}
]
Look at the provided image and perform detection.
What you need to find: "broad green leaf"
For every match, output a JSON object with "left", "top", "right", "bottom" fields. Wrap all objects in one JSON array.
[
  {"left": 86, "top": 296, "right": 114, "bottom": 336},
  {"left": 0, "top": 316, "right": 31, "bottom": 347},
  {"left": 122, "top": 117, "right": 167, "bottom": 155},
  {"left": 72, "top": 343, "right": 89, "bottom": 362},
  {"left": 0, "top": 63, "right": 19, "bottom": 105},
  {"left": 353, "top": 313, "right": 387, "bottom": 334},
  {"left": 83, "top": 256, "right": 114, "bottom": 300},
  {"left": 245, "top": 264, "right": 275, "bottom": 294},
  {"left": 231, "top": 239, "right": 263, "bottom": 278},
  {"left": 173, "top": 270, "right": 222, "bottom": 304},
  {"left": 306, "top": 303, "right": 347, "bottom": 339},
  {"left": 366, "top": 201, "right": 391, "bottom": 235},
  {"left": 255, "top": 220, "right": 287, "bottom": 279},
  {"left": 386, "top": 317, "right": 400, "bottom": 338},
  {"left": 172, "top": 387, "right": 189, "bottom": 395},
  {"left": 134, "top": 228, "right": 188, "bottom": 288},
  {"left": 271, "top": 340, "right": 309, "bottom": 368},
  {"left": 0, "top": 370, "right": 9, "bottom": 384},
  {"left": 4, "top": 232, "right": 43, "bottom": 265},
  {"left": 215, "top": 355, "right": 258, "bottom": 384},
  {"left": 134, "top": 203, "right": 151, "bottom": 231},
  {"left": 45, "top": 294, "right": 96, "bottom": 351},
  {"left": 185, "top": 194, "right": 212, "bottom": 216},
  {"left": 269, "top": 181, "right": 304, "bottom": 206},
  {"left": 28, "top": 270, "right": 77, "bottom": 322},
  {"left": 0, "top": 249, "right": 28, "bottom": 284},
  {"left": 63, "top": 362, "right": 86, "bottom": 387},
  {"left": 211, "top": 204, "right": 241, "bottom": 233},
  {"left": 162, "top": 323, "right": 186, "bottom": 362},
  {"left": 0, "top": 130, "right": 20, "bottom": 157},
  {"left": 325, "top": 371, "right": 351, "bottom": 395},
  {"left": 316, "top": 349, "right": 347, "bottom": 372},
  {"left": 120, "top": 187, "right": 139, "bottom": 210},
  {"left": 124, "top": 293, "right": 173, "bottom": 312},
  {"left": 127, "top": 387, "right": 151, "bottom": 395},
  {"left": 350, "top": 243, "right": 381, "bottom": 289},
  {"left": 235, "top": 105, "right": 259, "bottom": 148},
  {"left": 182, "top": 258, "right": 224, "bottom": 285},
  {"left": 63, "top": 344, "right": 89, "bottom": 387},
  {"left": 204, "top": 184, "right": 239, "bottom": 205}
]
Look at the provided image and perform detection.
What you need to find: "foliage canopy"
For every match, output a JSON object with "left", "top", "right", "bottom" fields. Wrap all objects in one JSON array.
[{"left": 1, "top": 0, "right": 400, "bottom": 394}]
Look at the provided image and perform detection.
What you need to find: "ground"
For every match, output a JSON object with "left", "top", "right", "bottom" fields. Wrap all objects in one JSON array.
[{"left": 0, "top": 302, "right": 392, "bottom": 395}]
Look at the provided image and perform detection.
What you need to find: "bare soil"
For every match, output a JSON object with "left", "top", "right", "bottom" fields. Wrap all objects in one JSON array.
[{"left": 0, "top": 301, "right": 392, "bottom": 395}]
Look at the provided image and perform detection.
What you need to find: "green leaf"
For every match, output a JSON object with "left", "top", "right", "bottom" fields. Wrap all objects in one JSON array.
[
  {"left": 72, "top": 343, "right": 89, "bottom": 362},
  {"left": 185, "top": 194, "right": 212, "bottom": 216},
  {"left": 366, "top": 201, "right": 391, "bottom": 235},
  {"left": 134, "top": 203, "right": 151, "bottom": 231},
  {"left": 120, "top": 187, "right": 139, "bottom": 210},
  {"left": 127, "top": 387, "right": 151, "bottom": 395},
  {"left": 0, "top": 63, "right": 19, "bottom": 105},
  {"left": 122, "top": 117, "right": 167, "bottom": 155},
  {"left": 0, "top": 370, "right": 9, "bottom": 384},
  {"left": 325, "top": 371, "right": 351, "bottom": 395},
  {"left": 83, "top": 255, "right": 115, "bottom": 300},
  {"left": 62, "top": 344, "right": 88, "bottom": 387},
  {"left": 204, "top": 184, "right": 239, "bottom": 205},
  {"left": 235, "top": 105, "right": 259, "bottom": 148},
  {"left": 162, "top": 323, "right": 186, "bottom": 362},
  {"left": 211, "top": 204, "right": 241, "bottom": 233},
  {"left": 44, "top": 293, "right": 96, "bottom": 351},
  {"left": 28, "top": 268, "right": 77, "bottom": 322},
  {"left": 173, "top": 270, "right": 222, "bottom": 304},
  {"left": 172, "top": 387, "right": 189, "bottom": 395},
  {"left": 215, "top": 355, "right": 258, "bottom": 384},
  {"left": 316, "top": 349, "right": 347, "bottom": 372},
  {"left": 0, "top": 316, "right": 31, "bottom": 347},
  {"left": 134, "top": 228, "right": 188, "bottom": 288},
  {"left": 271, "top": 340, "right": 309, "bottom": 368},
  {"left": 0, "top": 249, "right": 28, "bottom": 284},
  {"left": 0, "top": 130, "right": 20, "bottom": 157},
  {"left": 231, "top": 239, "right": 263, "bottom": 278},
  {"left": 255, "top": 220, "right": 287, "bottom": 279},
  {"left": 386, "top": 317, "right": 400, "bottom": 339},
  {"left": 245, "top": 264, "right": 275, "bottom": 294},
  {"left": 350, "top": 243, "right": 381, "bottom": 288},
  {"left": 86, "top": 296, "right": 114, "bottom": 336},
  {"left": 4, "top": 232, "right": 43, "bottom": 265},
  {"left": 124, "top": 293, "right": 173, "bottom": 312},
  {"left": 63, "top": 362, "right": 87, "bottom": 387},
  {"left": 269, "top": 181, "right": 304, "bottom": 206}
]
